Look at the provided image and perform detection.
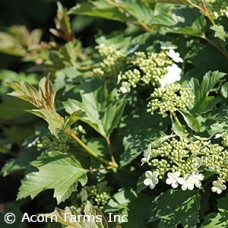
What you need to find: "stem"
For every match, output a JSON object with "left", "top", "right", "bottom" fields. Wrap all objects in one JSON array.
[
  {"left": 66, "top": 128, "right": 118, "bottom": 168},
  {"left": 198, "top": 0, "right": 216, "bottom": 26},
  {"left": 172, "top": 112, "right": 184, "bottom": 130},
  {"left": 203, "top": 36, "right": 228, "bottom": 59},
  {"left": 105, "top": 136, "right": 117, "bottom": 166},
  {"left": 188, "top": 0, "right": 228, "bottom": 59}
]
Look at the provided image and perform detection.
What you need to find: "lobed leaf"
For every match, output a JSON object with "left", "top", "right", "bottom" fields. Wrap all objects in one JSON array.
[
  {"left": 189, "top": 71, "right": 226, "bottom": 115},
  {"left": 17, "top": 151, "right": 87, "bottom": 204},
  {"left": 201, "top": 212, "right": 228, "bottom": 228},
  {"left": 8, "top": 77, "right": 57, "bottom": 110},
  {"left": 8, "top": 77, "right": 64, "bottom": 137},
  {"left": 211, "top": 25, "right": 227, "bottom": 42},
  {"left": 149, "top": 189, "right": 201, "bottom": 227},
  {"left": 64, "top": 79, "right": 126, "bottom": 137},
  {"left": 120, "top": 128, "right": 164, "bottom": 167},
  {"left": 28, "top": 109, "right": 63, "bottom": 137},
  {"left": 69, "top": 2, "right": 127, "bottom": 22}
]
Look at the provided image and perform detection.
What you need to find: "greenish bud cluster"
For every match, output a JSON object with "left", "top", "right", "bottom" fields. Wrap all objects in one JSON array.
[
  {"left": 147, "top": 83, "right": 194, "bottom": 115},
  {"left": 142, "top": 136, "right": 228, "bottom": 185},
  {"left": 222, "top": 132, "right": 228, "bottom": 147},
  {"left": 89, "top": 186, "right": 110, "bottom": 210},
  {"left": 130, "top": 51, "right": 172, "bottom": 85},
  {"left": 36, "top": 131, "right": 74, "bottom": 152},
  {"left": 93, "top": 44, "right": 126, "bottom": 77},
  {"left": 121, "top": 69, "right": 141, "bottom": 88}
]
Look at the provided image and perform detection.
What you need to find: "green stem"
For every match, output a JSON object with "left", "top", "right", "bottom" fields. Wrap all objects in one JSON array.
[
  {"left": 105, "top": 136, "right": 117, "bottom": 166},
  {"left": 172, "top": 112, "right": 184, "bottom": 130},
  {"left": 66, "top": 128, "right": 118, "bottom": 168}
]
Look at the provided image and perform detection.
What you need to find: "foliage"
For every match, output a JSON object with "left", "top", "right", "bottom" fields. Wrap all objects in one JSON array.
[{"left": 0, "top": 0, "right": 227, "bottom": 227}]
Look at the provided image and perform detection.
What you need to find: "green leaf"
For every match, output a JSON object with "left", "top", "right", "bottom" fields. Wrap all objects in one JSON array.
[
  {"left": 179, "top": 110, "right": 201, "bottom": 132},
  {"left": 124, "top": 194, "right": 152, "bottom": 228},
  {"left": 209, "top": 106, "right": 228, "bottom": 135},
  {"left": 50, "top": 2, "right": 73, "bottom": 41},
  {"left": 211, "top": 25, "right": 227, "bottom": 41},
  {"left": 120, "top": 1, "right": 155, "bottom": 25},
  {"left": 120, "top": 128, "right": 164, "bottom": 167},
  {"left": 64, "top": 79, "right": 126, "bottom": 137},
  {"left": 17, "top": 151, "right": 87, "bottom": 204},
  {"left": 189, "top": 71, "right": 226, "bottom": 115},
  {"left": 200, "top": 212, "right": 228, "bottom": 228},
  {"left": 149, "top": 189, "right": 200, "bottom": 228},
  {"left": 167, "top": 7, "right": 206, "bottom": 37},
  {"left": 84, "top": 201, "right": 109, "bottom": 227},
  {"left": 221, "top": 83, "right": 228, "bottom": 98},
  {"left": 42, "top": 201, "right": 108, "bottom": 228},
  {"left": 28, "top": 109, "right": 63, "bottom": 137},
  {"left": 1, "top": 148, "right": 39, "bottom": 176},
  {"left": 8, "top": 77, "right": 64, "bottom": 136},
  {"left": 136, "top": 173, "right": 147, "bottom": 194},
  {"left": 69, "top": 2, "right": 127, "bottom": 22},
  {"left": 64, "top": 109, "right": 86, "bottom": 129},
  {"left": 105, "top": 188, "right": 137, "bottom": 214},
  {"left": 8, "top": 77, "right": 57, "bottom": 110},
  {"left": 217, "top": 194, "right": 228, "bottom": 213}
]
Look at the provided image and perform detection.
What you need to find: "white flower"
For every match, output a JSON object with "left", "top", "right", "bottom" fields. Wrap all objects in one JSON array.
[
  {"left": 190, "top": 172, "right": 204, "bottom": 188},
  {"left": 214, "top": 133, "right": 222, "bottom": 139},
  {"left": 211, "top": 180, "right": 227, "bottom": 194},
  {"left": 144, "top": 171, "right": 159, "bottom": 189},
  {"left": 167, "top": 49, "right": 183, "bottom": 63},
  {"left": 159, "top": 64, "right": 182, "bottom": 87},
  {"left": 160, "top": 41, "right": 177, "bottom": 50},
  {"left": 178, "top": 174, "right": 195, "bottom": 191},
  {"left": 178, "top": 172, "right": 204, "bottom": 190},
  {"left": 141, "top": 144, "right": 151, "bottom": 164},
  {"left": 120, "top": 81, "right": 131, "bottom": 93},
  {"left": 166, "top": 172, "right": 181, "bottom": 188}
]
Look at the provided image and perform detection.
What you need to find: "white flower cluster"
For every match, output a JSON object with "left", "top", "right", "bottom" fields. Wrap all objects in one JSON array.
[
  {"left": 144, "top": 170, "right": 227, "bottom": 194},
  {"left": 142, "top": 135, "right": 228, "bottom": 194},
  {"left": 144, "top": 171, "right": 204, "bottom": 191},
  {"left": 166, "top": 171, "right": 204, "bottom": 190}
]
